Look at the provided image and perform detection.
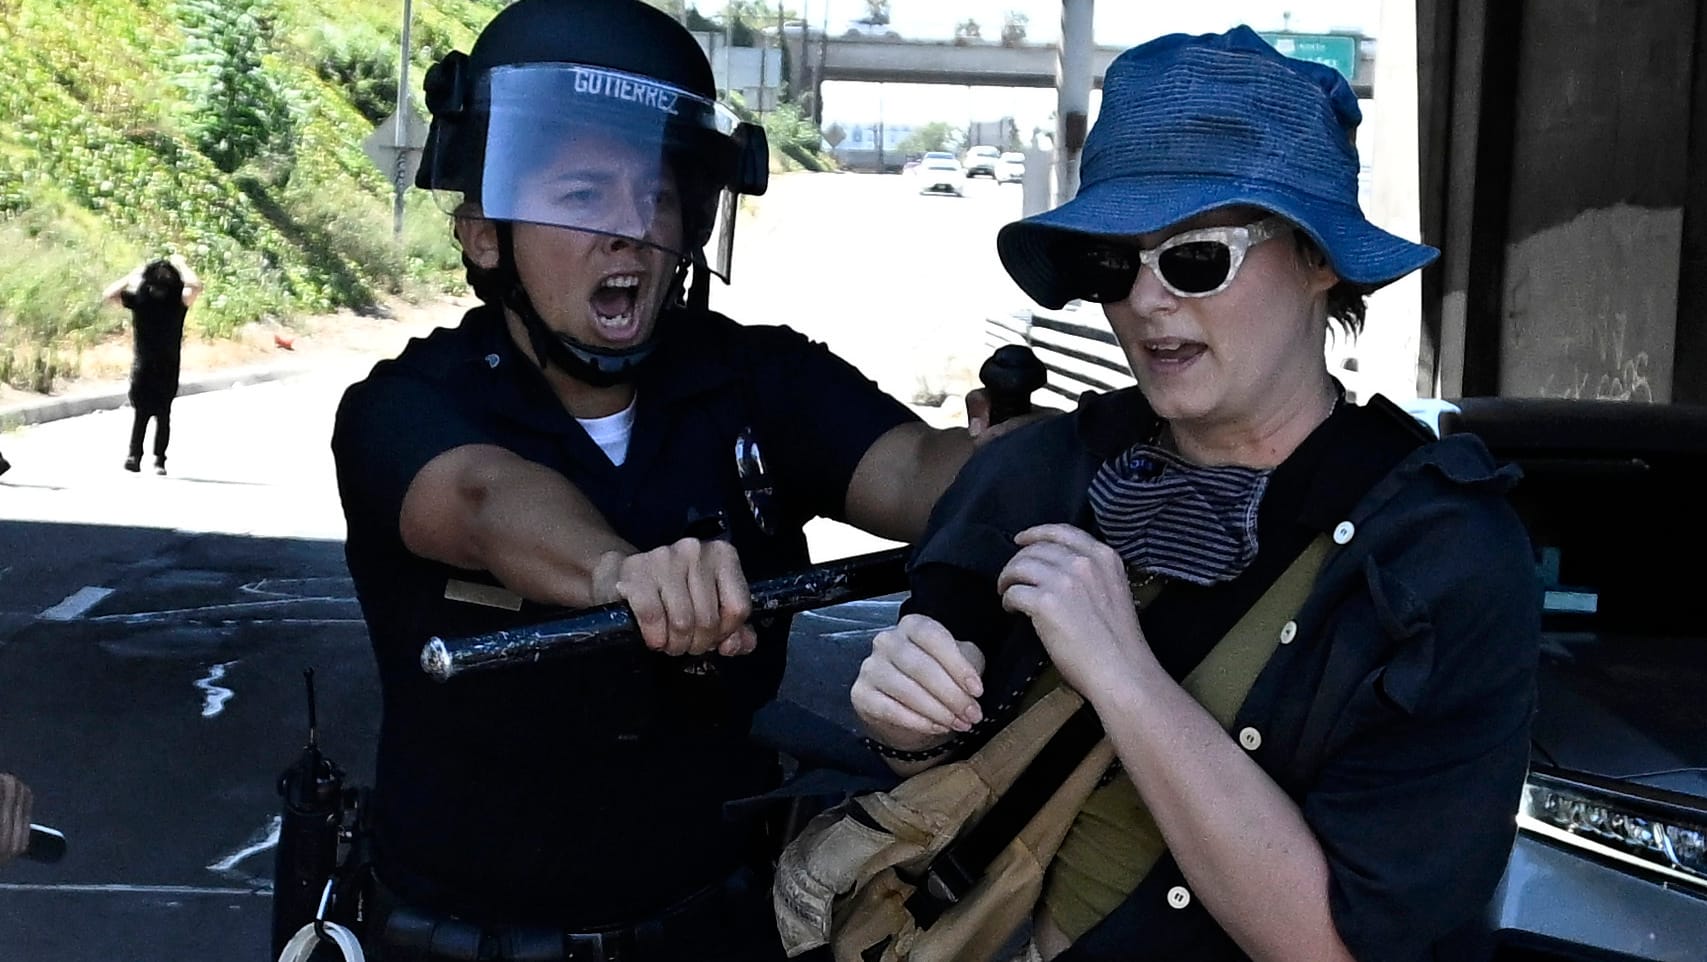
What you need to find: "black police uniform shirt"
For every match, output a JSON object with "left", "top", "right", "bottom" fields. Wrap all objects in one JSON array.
[{"left": 331, "top": 303, "right": 915, "bottom": 926}]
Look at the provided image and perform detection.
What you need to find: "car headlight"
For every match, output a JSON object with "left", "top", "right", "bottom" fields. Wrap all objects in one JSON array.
[{"left": 1519, "top": 768, "right": 1707, "bottom": 891}]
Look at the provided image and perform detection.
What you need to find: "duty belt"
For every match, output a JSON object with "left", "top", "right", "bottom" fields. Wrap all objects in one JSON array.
[{"left": 369, "top": 866, "right": 758, "bottom": 962}]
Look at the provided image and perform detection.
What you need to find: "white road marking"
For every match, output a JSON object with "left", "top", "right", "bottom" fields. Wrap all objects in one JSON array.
[
  {"left": 86, "top": 597, "right": 357, "bottom": 624},
  {"left": 207, "top": 815, "right": 281, "bottom": 875},
  {"left": 195, "top": 661, "right": 238, "bottom": 718},
  {"left": 39, "top": 586, "right": 115, "bottom": 622},
  {"left": 240, "top": 578, "right": 355, "bottom": 600},
  {"left": 0, "top": 882, "right": 265, "bottom": 896}
]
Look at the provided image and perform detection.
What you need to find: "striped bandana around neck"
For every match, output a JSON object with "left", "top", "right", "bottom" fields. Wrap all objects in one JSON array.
[{"left": 1088, "top": 443, "right": 1272, "bottom": 586}]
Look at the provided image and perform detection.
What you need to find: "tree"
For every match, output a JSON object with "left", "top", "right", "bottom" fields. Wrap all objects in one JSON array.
[
  {"left": 684, "top": 7, "right": 718, "bottom": 31},
  {"left": 896, "top": 121, "right": 960, "bottom": 156},
  {"left": 860, "top": 0, "right": 890, "bottom": 26},
  {"left": 309, "top": 24, "right": 397, "bottom": 124},
  {"left": 954, "top": 18, "right": 981, "bottom": 42},
  {"left": 174, "top": 0, "right": 296, "bottom": 176},
  {"left": 689, "top": 2, "right": 796, "bottom": 47},
  {"left": 1001, "top": 10, "right": 1029, "bottom": 46}
]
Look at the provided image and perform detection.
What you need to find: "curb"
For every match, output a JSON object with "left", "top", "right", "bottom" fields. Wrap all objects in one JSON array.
[{"left": 0, "top": 363, "right": 311, "bottom": 430}]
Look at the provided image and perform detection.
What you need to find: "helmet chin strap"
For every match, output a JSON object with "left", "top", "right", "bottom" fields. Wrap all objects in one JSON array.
[
  {"left": 494, "top": 223, "right": 688, "bottom": 388},
  {"left": 686, "top": 248, "right": 712, "bottom": 313}
]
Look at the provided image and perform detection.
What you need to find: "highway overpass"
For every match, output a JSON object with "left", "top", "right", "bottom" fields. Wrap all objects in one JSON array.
[{"left": 782, "top": 31, "right": 1375, "bottom": 108}]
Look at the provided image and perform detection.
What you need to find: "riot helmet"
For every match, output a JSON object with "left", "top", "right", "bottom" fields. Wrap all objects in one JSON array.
[{"left": 417, "top": 0, "right": 769, "bottom": 385}]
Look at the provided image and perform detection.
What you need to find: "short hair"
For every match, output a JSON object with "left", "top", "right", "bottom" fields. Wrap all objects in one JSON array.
[{"left": 1292, "top": 233, "right": 1367, "bottom": 336}]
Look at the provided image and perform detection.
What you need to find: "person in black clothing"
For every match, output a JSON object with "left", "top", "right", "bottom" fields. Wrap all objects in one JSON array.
[
  {"left": 849, "top": 27, "right": 1539, "bottom": 962},
  {"left": 102, "top": 254, "right": 203, "bottom": 475},
  {"left": 330, "top": 2, "right": 1015, "bottom": 959}
]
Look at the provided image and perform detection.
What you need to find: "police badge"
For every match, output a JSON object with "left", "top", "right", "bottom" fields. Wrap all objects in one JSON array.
[{"left": 734, "top": 426, "right": 776, "bottom": 535}]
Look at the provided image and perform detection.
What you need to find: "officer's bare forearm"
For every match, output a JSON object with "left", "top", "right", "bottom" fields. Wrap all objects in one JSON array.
[
  {"left": 845, "top": 423, "right": 974, "bottom": 542},
  {"left": 463, "top": 471, "right": 634, "bottom": 607},
  {"left": 401, "top": 444, "right": 635, "bottom": 607}
]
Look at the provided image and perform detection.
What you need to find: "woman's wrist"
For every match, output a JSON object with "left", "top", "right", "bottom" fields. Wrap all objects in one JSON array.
[
  {"left": 862, "top": 732, "right": 958, "bottom": 761},
  {"left": 855, "top": 714, "right": 959, "bottom": 759}
]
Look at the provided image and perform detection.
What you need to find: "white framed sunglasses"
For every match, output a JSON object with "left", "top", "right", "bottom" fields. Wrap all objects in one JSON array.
[{"left": 1070, "top": 215, "right": 1294, "bottom": 302}]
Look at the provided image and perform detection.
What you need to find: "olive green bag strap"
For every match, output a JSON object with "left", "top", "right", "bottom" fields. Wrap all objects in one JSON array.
[{"left": 1183, "top": 533, "right": 1332, "bottom": 724}]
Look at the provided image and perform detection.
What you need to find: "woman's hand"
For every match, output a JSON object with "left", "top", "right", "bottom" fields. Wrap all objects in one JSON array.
[
  {"left": 852, "top": 613, "right": 987, "bottom": 753},
  {"left": 997, "top": 523, "right": 1148, "bottom": 697}
]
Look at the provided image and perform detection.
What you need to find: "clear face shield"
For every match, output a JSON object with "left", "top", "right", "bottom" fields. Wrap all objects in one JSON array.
[{"left": 430, "top": 64, "right": 760, "bottom": 280}]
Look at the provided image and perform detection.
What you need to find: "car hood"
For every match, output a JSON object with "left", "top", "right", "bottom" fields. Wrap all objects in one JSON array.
[{"left": 1533, "top": 630, "right": 1707, "bottom": 800}]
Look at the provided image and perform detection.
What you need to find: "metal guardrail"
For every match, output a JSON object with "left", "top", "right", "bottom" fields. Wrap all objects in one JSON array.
[{"left": 985, "top": 305, "right": 1136, "bottom": 404}]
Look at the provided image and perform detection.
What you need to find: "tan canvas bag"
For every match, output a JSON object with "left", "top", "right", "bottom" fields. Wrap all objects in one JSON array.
[
  {"left": 774, "top": 536, "right": 1329, "bottom": 962},
  {"left": 773, "top": 683, "right": 1099, "bottom": 961}
]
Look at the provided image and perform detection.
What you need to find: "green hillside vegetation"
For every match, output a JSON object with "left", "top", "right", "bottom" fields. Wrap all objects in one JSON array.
[
  {"left": 0, "top": 0, "right": 507, "bottom": 392},
  {"left": 0, "top": 0, "right": 834, "bottom": 393}
]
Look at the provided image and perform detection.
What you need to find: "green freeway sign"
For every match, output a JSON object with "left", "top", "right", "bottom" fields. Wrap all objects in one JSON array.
[{"left": 1259, "top": 32, "right": 1359, "bottom": 81}]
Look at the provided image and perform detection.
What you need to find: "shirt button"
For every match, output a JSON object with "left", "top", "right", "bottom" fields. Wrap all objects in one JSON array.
[
  {"left": 1332, "top": 521, "right": 1356, "bottom": 544},
  {"left": 1279, "top": 620, "right": 1297, "bottom": 645},
  {"left": 1166, "top": 885, "right": 1191, "bottom": 909},
  {"left": 1238, "top": 727, "right": 1262, "bottom": 751},
  {"left": 485, "top": 353, "right": 501, "bottom": 369}
]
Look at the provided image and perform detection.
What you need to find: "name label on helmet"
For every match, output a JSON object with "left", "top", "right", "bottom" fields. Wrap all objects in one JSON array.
[{"left": 573, "top": 67, "right": 680, "bottom": 117}]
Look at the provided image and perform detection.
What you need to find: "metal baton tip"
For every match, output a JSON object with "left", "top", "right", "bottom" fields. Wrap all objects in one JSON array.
[{"left": 420, "top": 638, "right": 455, "bottom": 682}]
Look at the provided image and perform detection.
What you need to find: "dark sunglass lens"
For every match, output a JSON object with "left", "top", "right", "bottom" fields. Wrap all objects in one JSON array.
[
  {"left": 1158, "top": 241, "right": 1232, "bottom": 294},
  {"left": 1077, "top": 245, "right": 1138, "bottom": 302}
]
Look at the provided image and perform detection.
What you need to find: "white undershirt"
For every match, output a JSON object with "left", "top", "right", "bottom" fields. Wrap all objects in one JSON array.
[{"left": 576, "top": 397, "right": 638, "bottom": 466}]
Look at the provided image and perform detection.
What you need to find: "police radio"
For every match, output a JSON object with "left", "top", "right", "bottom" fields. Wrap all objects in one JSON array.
[{"left": 271, "top": 668, "right": 365, "bottom": 959}]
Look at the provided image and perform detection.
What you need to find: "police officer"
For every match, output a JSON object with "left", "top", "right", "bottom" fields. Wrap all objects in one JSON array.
[{"left": 330, "top": 1, "right": 999, "bottom": 959}]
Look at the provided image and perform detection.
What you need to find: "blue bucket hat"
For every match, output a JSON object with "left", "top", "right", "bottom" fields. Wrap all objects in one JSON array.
[{"left": 997, "top": 25, "right": 1438, "bottom": 310}]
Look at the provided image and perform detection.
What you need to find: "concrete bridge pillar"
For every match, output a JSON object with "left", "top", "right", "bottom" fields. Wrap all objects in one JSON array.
[{"left": 1055, "top": 0, "right": 1095, "bottom": 205}]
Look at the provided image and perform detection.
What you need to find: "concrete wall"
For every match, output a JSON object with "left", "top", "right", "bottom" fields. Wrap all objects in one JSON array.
[{"left": 1418, "top": 0, "right": 1707, "bottom": 403}]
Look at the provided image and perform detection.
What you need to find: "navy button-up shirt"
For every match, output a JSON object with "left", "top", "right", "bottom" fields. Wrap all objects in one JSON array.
[{"left": 905, "top": 386, "right": 1539, "bottom": 962}]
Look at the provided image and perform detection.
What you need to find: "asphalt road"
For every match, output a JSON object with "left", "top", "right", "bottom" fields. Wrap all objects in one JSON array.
[{"left": 0, "top": 169, "right": 1024, "bottom": 960}]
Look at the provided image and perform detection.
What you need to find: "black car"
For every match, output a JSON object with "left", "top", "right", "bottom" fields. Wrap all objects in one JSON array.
[{"left": 1423, "top": 398, "right": 1707, "bottom": 961}]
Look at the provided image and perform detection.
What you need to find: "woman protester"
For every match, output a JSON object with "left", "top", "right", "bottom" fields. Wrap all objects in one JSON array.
[
  {"left": 849, "top": 26, "right": 1539, "bottom": 962},
  {"left": 103, "top": 253, "right": 203, "bottom": 474}
]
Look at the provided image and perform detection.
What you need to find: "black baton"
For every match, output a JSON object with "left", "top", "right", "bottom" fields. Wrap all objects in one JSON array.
[
  {"left": 420, "top": 346, "right": 1046, "bottom": 682},
  {"left": 422, "top": 547, "right": 912, "bottom": 681}
]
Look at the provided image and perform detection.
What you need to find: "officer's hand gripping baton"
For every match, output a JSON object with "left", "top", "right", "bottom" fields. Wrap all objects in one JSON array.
[{"left": 420, "top": 345, "right": 1047, "bottom": 683}]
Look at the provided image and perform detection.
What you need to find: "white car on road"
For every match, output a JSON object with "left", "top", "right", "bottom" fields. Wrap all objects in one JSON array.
[
  {"left": 996, "top": 151, "right": 1025, "bottom": 184},
  {"left": 963, "top": 145, "right": 1001, "bottom": 179},
  {"left": 916, "top": 152, "right": 964, "bottom": 196}
]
